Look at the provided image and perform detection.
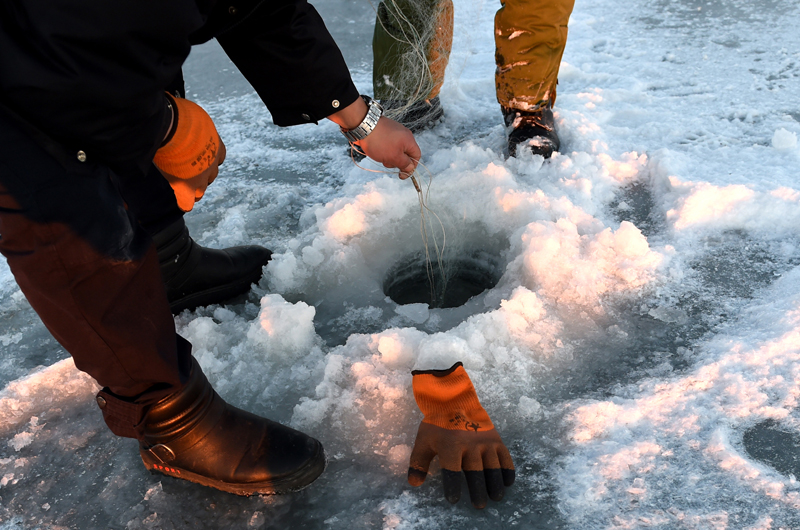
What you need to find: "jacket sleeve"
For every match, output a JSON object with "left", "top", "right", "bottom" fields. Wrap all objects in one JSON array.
[
  {"left": 212, "top": 0, "right": 360, "bottom": 126},
  {"left": 0, "top": 0, "right": 209, "bottom": 175}
]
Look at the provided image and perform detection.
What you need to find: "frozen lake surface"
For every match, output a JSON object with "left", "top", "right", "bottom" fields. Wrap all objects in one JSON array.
[{"left": 1, "top": 0, "right": 800, "bottom": 528}]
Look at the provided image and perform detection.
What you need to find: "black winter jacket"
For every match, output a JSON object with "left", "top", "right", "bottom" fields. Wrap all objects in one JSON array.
[{"left": 0, "top": 0, "right": 359, "bottom": 176}]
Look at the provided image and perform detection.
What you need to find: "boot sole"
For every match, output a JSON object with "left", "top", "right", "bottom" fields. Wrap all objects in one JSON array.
[
  {"left": 169, "top": 269, "right": 264, "bottom": 314},
  {"left": 141, "top": 442, "right": 327, "bottom": 496}
]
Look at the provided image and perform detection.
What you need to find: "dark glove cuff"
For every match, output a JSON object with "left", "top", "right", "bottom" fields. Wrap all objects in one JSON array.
[
  {"left": 160, "top": 92, "right": 179, "bottom": 147},
  {"left": 411, "top": 362, "right": 463, "bottom": 378}
]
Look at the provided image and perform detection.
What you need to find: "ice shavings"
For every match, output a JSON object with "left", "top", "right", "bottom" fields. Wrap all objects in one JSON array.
[
  {"left": 291, "top": 283, "right": 569, "bottom": 454},
  {"left": 324, "top": 190, "right": 390, "bottom": 241},
  {"left": 772, "top": 128, "right": 798, "bottom": 151},
  {"left": 518, "top": 395, "right": 543, "bottom": 420},
  {"left": 377, "top": 333, "right": 417, "bottom": 370},
  {"left": 0, "top": 333, "right": 23, "bottom": 347},
  {"left": 511, "top": 219, "right": 664, "bottom": 310},
  {"left": 268, "top": 179, "right": 419, "bottom": 295},
  {"left": 8, "top": 417, "right": 43, "bottom": 451},
  {"left": 664, "top": 176, "right": 800, "bottom": 237},
  {"left": 177, "top": 297, "right": 326, "bottom": 416},
  {"left": 393, "top": 303, "right": 429, "bottom": 324},
  {"left": 558, "top": 267, "right": 800, "bottom": 526},
  {"left": 267, "top": 143, "right": 660, "bottom": 347},
  {"left": 0, "top": 359, "right": 98, "bottom": 435},
  {"left": 290, "top": 341, "right": 419, "bottom": 458},
  {"left": 247, "top": 294, "right": 317, "bottom": 360},
  {"left": 667, "top": 180, "right": 755, "bottom": 230}
]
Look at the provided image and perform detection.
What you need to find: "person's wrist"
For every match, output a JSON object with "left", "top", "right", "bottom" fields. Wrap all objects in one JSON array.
[
  {"left": 328, "top": 95, "right": 368, "bottom": 129},
  {"left": 340, "top": 96, "right": 384, "bottom": 143}
]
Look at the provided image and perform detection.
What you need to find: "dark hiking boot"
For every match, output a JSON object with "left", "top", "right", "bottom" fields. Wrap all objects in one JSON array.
[
  {"left": 503, "top": 106, "right": 560, "bottom": 159},
  {"left": 383, "top": 96, "right": 444, "bottom": 132},
  {"left": 152, "top": 218, "right": 272, "bottom": 314},
  {"left": 139, "top": 357, "right": 326, "bottom": 495}
]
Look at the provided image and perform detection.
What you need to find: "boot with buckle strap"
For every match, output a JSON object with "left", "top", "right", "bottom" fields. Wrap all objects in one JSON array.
[
  {"left": 503, "top": 106, "right": 561, "bottom": 159},
  {"left": 139, "top": 357, "right": 326, "bottom": 495},
  {"left": 152, "top": 218, "right": 272, "bottom": 314}
]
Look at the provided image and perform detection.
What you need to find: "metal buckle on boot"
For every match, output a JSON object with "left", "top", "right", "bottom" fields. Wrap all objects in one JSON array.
[{"left": 146, "top": 444, "right": 177, "bottom": 463}]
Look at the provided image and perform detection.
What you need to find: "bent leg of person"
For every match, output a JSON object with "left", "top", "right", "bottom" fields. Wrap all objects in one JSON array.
[
  {"left": 0, "top": 112, "right": 187, "bottom": 433},
  {"left": 494, "top": 0, "right": 575, "bottom": 157},
  {"left": 118, "top": 163, "right": 273, "bottom": 315},
  {"left": 0, "top": 111, "right": 324, "bottom": 495}
]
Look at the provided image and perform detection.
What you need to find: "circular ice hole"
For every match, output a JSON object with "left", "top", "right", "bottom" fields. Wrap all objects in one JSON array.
[{"left": 383, "top": 250, "right": 503, "bottom": 309}]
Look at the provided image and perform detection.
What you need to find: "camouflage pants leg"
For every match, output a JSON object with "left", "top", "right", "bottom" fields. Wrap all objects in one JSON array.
[{"left": 372, "top": 0, "right": 454, "bottom": 102}]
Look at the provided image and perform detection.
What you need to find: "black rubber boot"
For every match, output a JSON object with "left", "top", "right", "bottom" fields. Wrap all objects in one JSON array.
[
  {"left": 503, "top": 106, "right": 560, "bottom": 159},
  {"left": 139, "top": 357, "right": 326, "bottom": 495},
  {"left": 152, "top": 218, "right": 272, "bottom": 314}
]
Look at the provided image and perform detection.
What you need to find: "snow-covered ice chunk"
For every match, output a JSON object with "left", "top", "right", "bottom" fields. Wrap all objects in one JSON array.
[
  {"left": 393, "top": 303, "right": 429, "bottom": 324},
  {"left": 772, "top": 128, "right": 798, "bottom": 151},
  {"left": 247, "top": 294, "right": 317, "bottom": 360}
]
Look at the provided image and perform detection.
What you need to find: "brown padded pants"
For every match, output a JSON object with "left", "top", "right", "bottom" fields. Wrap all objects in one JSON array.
[
  {"left": 373, "top": 0, "right": 574, "bottom": 111},
  {"left": 0, "top": 108, "right": 189, "bottom": 440}
]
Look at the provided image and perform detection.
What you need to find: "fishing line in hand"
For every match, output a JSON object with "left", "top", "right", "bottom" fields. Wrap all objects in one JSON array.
[{"left": 349, "top": 144, "right": 448, "bottom": 304}]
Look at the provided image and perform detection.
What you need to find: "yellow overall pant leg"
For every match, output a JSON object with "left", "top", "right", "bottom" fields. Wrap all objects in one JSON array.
[{"left": 494, "top": 0, "right": 575, "bottom": 111}]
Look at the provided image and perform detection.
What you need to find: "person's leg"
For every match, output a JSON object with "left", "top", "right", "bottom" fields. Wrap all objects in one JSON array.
[
  {"left": 372, "top": 0, "right": 453, "bottom": 130},
  {"left": 119, "top": 163, "right": 272, "bottom": 314},
  {"left": 0, "top": 110, "right": 325, "bottom": 494},
  {"left": 0, "top": 110, "right": 187, "bottom": 439},
  {"left": 494, "top": 0, "right": 575, "bottom": 157},
  {"left": 109, "top": 71, "right": 272, "bottom": 314}
]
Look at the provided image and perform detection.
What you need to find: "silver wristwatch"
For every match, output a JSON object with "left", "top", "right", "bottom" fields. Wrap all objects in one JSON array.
[{"left": 341, "top": 95, "right": 383, "bottom": 142}]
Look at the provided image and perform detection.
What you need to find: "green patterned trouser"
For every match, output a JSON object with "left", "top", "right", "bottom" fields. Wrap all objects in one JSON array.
[{"left": 372, "top": 0, "right": 574, "bottom": 110}]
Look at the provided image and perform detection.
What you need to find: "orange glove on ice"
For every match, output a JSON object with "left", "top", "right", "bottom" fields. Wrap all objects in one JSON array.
[
  {"left": 154, "top": 93, "right": 226, "bottom": 212},
  {"left": 408, "top": 362, "right": 515, "bottom": 508}
]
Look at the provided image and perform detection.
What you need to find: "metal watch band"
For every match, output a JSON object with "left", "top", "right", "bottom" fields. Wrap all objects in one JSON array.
[{"left": 341, "top": 95, "right": 383, "bottom": 143}]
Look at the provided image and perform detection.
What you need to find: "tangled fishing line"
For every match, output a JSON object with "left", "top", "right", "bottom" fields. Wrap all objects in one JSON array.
[
  {"left": 343, "top": 0, "right": 487, "bottom": 302},
  {"left": 371, "top": 0, "right": 449, "bottom": 127},
  {"left": 367, "top": 0, "right": 483, "bottom": 128},
  {"left": 348, "top": 144, "right": 448, "bottom": 305}
]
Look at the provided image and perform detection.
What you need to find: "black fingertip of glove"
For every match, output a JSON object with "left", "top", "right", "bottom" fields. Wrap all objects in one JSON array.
[
  {"left": 408, "top": 467, "right": 428, "bottom": 486},
  {"left": 464, "top": 470, "right": 488, "bottom": 509},
  {"left": 484, "top": 468, "right": 505, "bottom": 501},
  {"left": 502, "top": 467, "right": 516, "bottom": 487},
  {"left": 442, "top": 469, "right": 462, "bottom": 504}
]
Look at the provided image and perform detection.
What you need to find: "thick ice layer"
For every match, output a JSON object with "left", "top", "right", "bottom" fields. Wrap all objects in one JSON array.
[{"left": 1, "top": 0, "right": 800, "bottom": 527}]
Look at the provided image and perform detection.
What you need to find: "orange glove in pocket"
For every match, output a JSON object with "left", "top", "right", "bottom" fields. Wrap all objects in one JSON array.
[
  {"left": 154, "top": 93, "right": 225, "bottom": 212},
  {"left": 408, "top": 362, "right": 515, "bottom": 508}
]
